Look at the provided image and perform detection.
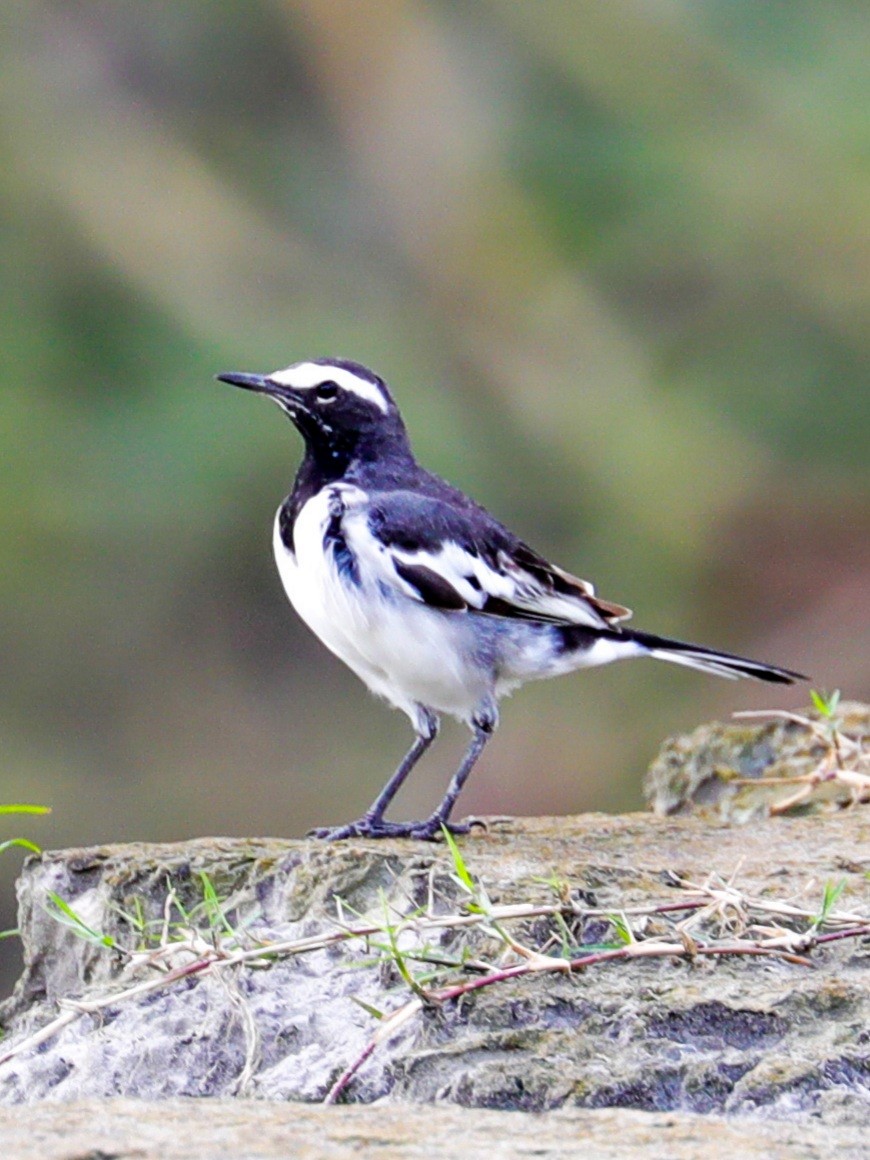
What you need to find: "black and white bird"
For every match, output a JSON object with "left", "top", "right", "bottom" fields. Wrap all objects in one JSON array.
[{"left": 217, "top": 358, "right": 804, "bottom": 841}]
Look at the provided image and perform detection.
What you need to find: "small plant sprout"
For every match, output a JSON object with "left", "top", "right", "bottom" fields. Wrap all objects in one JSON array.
[
  {"left": 810, "top": 689, "right": 841, "bottom": 719},
  {"left": 198, "top": 870, "right": 243, "bottom": 944},
  {"left": 607, "top": 912, "right": 636, "bottom": 946},
  {"left": 811, "top": 878, "right": 848, "bottom": 932}
]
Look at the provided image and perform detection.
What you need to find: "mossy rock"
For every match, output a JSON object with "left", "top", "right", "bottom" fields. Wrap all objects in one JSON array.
[{"left": 644, "top": 701, "right": 869, "bottom": 821}]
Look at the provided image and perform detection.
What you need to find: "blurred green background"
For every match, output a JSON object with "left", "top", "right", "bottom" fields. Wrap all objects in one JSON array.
[{"left": 1, "top": 1, "right": 867, "bottom": 991}]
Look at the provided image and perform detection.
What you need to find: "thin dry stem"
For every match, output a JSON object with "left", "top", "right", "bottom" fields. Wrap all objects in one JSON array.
[
  {"left": 3, "top": 855, "right": 868, "bottom": 1098},
  {"left": 729, "top": 706, "right": 869, "bottom": 812}
]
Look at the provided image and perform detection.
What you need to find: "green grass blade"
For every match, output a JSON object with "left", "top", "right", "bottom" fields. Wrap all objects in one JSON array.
[
  {"left": 351, "top": 996, "right": 385, "bottom": 1020},
  {"left": 813, "top": 878, "right": 847, "bottom": 929},
  {"left": 810, "top": 689, "right": 840, "bottom": 718},
  {"left": 441, "top": 825, "right": 475, "bottom": 893},
  {"left": 379, "top": 890, "right": 428, "bottom": 1000},
  {"left": 607, "top": 912, "right": 635, "bottom": 945},
  {"left": 198, "top": 870, "right": 238, "bottom": 940},
  {"left": 0, "top": 838, "right": 41, "bottom": 856},
  {"left": 45, "top": 890, "right": 116, "bottom": 948}
]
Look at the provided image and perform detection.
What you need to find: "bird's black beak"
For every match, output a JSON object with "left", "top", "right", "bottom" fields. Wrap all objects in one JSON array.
[
  {"left": 216, "top": 371, "right": 311, "bottom": 415},
  {"left": 216, "top": 371, "right": 276, "bottom": 395}
]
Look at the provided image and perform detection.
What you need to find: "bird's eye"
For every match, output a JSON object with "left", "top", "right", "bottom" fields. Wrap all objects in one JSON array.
[{"left": 315, "top": 381, "right": 339, "bottom": 401}]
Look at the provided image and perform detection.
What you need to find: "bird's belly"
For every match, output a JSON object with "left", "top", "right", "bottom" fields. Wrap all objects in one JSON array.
[{"left": 273, "top": 504, "right": 487, "bottom": 720}]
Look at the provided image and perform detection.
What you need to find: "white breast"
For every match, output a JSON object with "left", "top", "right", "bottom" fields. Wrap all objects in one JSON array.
[
  {"left": 273, "top": 487, "right": 380, "bottom": 679},
  {"left": 272, "top": 487, "right": 491, "bottom": 722}
]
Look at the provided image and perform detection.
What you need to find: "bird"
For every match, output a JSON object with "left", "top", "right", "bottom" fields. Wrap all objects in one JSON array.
[{"left": 217, "top": 358, "right": 805, "bottom": 841}]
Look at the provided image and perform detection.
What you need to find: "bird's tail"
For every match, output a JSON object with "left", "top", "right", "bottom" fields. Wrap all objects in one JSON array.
[{"left": 623, "top": 628, "right": 805, "bottom": 684}]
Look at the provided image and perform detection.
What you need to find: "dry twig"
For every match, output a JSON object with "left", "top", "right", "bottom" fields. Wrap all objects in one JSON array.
[{"left": 2, "top": 852, "right": 867, "bottom": 1104}]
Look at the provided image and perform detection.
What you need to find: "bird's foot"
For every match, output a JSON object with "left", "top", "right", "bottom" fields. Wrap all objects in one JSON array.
[
  {"left": 307, "top": 818, "right": 406, "bottom": 841},
  {"left": 308, "top": 815, "right": 487, "bottom": 842},
  {"left": 402, "top": 815, "right": 492, "bottom": 840}
]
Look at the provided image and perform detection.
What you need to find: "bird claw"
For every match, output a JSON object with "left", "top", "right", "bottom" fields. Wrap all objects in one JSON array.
[
  {"left": 307, "top": 816, "right": 484, "bottom": 842},
  {"left": 306, "top": 819, "right": 408, "bottom": 841}
]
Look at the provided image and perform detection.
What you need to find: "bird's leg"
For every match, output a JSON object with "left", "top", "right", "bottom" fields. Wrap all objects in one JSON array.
[
  {"left": 404, "top": 703, "right": 497, "bottom": 841},
  {"left": 358, "top": 708, "right": 440, "bottom": 826},
  {"left": 309, "top": 708, "right": 439, "bottom": 840}
]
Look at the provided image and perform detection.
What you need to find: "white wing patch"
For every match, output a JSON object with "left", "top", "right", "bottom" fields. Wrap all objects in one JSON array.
[
  {"left": 269, "top": 361, "right": 389, "bottom": 413},
  {"left": 316, "top": 488, "right": 628, "bottom": 630},
  {"left": 387, "top": 541, "right": 613, "bottom": 629}
]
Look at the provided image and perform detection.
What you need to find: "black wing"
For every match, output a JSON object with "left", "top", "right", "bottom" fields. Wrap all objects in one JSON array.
[{"left": 365, "top": 489, "right": 630, "bottom": 628}]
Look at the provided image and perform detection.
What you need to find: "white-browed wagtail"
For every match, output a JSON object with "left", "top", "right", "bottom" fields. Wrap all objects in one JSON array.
[{"left": 217, "top": 359, "right": 804, "bottom": 840}]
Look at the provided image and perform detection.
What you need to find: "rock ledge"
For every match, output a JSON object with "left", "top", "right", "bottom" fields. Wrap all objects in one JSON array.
[{"left": 0, "top": 809, "right": 868, "bottom": 1135}]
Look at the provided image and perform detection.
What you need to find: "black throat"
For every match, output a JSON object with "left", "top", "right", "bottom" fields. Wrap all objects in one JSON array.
[{"left": 278, "top": 422, "right": 416, "bottom": 550}]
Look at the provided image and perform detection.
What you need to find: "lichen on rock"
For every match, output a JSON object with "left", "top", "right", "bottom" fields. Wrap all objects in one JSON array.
[
  {"left": 644, "top": 701, "right": 869, "bottom": 821},
  {"left": 0, "top": 805, "right": 868, "bottom": 1126}
]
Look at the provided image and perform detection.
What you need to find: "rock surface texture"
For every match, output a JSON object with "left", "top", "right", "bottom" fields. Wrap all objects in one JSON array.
[
  {"left": 645, "top": 700, "right": 869, "bottom": 819},
  {"left": 1, "top": 805, "right": 868, "bottom": 1150},
  {"left": 0, "top": 1098, "right": 866, "bottom": 1160}
]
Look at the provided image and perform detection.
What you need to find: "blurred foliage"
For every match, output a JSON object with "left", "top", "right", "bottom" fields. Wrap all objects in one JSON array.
[{"left": 0, "top": 1, "right": 867, "bottom": 989}]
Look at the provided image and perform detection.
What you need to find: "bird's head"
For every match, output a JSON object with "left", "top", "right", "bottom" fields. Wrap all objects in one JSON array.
[{"left": 217, "top": 358, "right": 410, "bottom": 472}]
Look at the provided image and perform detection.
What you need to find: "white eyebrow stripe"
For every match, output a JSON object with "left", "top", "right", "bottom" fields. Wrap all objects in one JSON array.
[{"left": 269, "top": 361, "right": 389, "bottom": 413}]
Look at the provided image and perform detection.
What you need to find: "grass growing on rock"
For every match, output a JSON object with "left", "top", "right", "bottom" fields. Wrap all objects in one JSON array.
[{"left": 2, "top": 817, "right": 868, "bottom": 1102}]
